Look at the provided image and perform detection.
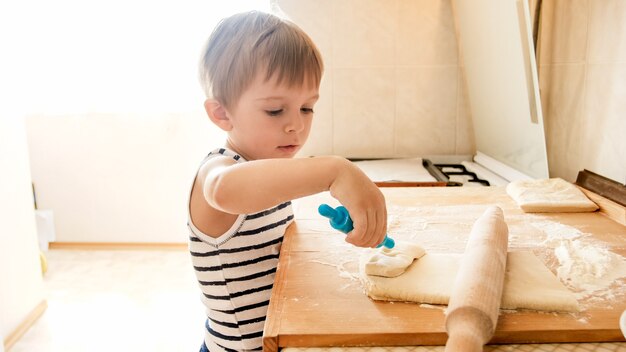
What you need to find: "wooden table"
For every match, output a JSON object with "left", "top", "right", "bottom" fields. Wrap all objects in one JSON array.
[{"left": 263, "top": 187, "right": 626, "bottom": 351}]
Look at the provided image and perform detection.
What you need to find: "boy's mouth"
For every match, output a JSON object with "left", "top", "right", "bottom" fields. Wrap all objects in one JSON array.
[{"left": 277, "top": 145, "right": 299, "bottom": 153}]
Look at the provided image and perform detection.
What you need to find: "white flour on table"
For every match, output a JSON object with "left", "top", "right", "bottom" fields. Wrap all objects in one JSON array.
[{"left": 530, "top": 218, "right": 626, "bottom": 305}]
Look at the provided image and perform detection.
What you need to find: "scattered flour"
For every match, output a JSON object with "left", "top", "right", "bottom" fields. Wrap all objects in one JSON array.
[
  {"left": 315, "top": 211, "right": 626, "bottom": 310},
  {"left": 530, "top": 219, "right": 584, "bottom": 245},
  {"left": 554, "top": 239, "right": 626, "bottom": 300},
  {"left": 555, "top": 240, "right": 611, "bottom": 286},
  {"left": 309, "top": 259, "right": 360, "bottom": 282},
  {"left": 530, "top": 218, "right": 626, "bottom": 303}
]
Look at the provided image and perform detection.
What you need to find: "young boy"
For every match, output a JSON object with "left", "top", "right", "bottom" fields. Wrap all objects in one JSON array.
[{"left": 189, "top": 11, "right": 388, "bottom": 351}]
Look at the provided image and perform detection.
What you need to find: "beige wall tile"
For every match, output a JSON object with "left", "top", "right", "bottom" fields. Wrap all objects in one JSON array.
[
  {"left": 540, "top": 1, "right": 626, "bottom": 184},
  {"left": 538, "top": 0, "right": 588, "bottom": 65},
  {"left": 397, "top": 0, "right": 458, "bottom": 66},
  {"left": 333, "top": 68, "right": 395, "bottom": 157},
  {"left": 541, "top": 64, "right": 586, "bottom": 181},
  {"left": 333, "top": 0, "right": 398, "bottom": 67},
  {"left": 278, "top": 0, "right": 468, "bottom": 158},
  {"left": 455, "top": 68, "right": 475, "bottom": 155},
  {"left": 275, "top": 0, "right": 333, "bottom": 156},
  {"left": 395, "top": 66, "right": 457, "bottom": 155},
  {"left": 298, "top": 72, "right": 334, "bottom": 156},
  {"left": 582, "top": 64, "right": 626, "bottom": 183},
  {"left": 587, "top": 0, "right": 626, "bottom": 63},
  {"left": 275, "top": 0, "right": 334, "bottom": 68}
]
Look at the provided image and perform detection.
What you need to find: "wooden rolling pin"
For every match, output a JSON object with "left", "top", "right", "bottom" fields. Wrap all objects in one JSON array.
[{"left": 445, "top": 206, "right": 509, "bottom": 352}]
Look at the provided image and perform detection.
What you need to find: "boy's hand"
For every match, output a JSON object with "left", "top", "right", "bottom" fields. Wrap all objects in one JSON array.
[{"left": 329, "top": 159, "right": 387, "bottom": 248}]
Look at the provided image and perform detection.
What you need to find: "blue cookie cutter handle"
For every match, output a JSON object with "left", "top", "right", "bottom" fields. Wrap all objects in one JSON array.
[{"left": 318, "top": 203, "right": 395, "bottom": 249}]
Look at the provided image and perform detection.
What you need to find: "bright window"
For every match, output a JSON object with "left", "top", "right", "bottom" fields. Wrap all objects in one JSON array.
[{"left": 1, "top": 0, "right": 271, "bottom": 115}]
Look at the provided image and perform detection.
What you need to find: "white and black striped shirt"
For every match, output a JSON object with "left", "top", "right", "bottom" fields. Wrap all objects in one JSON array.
[{"left": 188, "top": 148, "right": 293, "bottom": 351}]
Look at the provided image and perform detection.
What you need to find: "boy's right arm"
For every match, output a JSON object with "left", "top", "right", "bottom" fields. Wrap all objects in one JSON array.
[{"left": 198, "top": 155, "right": 387, "bottom": 248}]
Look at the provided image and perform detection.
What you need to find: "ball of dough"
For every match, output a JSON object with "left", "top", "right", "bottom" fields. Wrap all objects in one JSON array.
[{"left": 364, "top": 241, "right": 426, "bottom": 277}]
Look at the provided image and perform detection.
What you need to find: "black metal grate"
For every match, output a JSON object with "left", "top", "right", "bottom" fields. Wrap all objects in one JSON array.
[{"left": 422, "top": 159, "right": 490, "bottom": 186}]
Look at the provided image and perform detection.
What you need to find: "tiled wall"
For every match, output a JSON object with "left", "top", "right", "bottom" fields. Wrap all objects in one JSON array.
[
  {"left": 539, "top": 0, "right": 626, "bottom": 183},
  {"left": 282, "top": 0, "right": 625, "bottom": 184},
  {"left": 277, "top": 0, "right": 475, "bottom": 159}
]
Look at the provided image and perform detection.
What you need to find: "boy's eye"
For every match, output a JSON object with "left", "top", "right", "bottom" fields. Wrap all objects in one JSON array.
[
  {"left": 301, "top": 108, "right": 314, "bottom": 114},
  {"left": 265, "top": 109, "right": 283, "bottom": 116}
]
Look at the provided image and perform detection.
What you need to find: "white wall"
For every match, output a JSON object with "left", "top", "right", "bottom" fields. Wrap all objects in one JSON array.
[
  {"left": 0, "top": 116, "right": 45, "bottom": 343},
  {"left": 25, "top": 113, "right": 222, "bottom": 243}
]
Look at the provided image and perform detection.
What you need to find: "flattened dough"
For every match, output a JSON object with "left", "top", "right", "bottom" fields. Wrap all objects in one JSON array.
[
  {"left": 506, "top": 178, "right": 598, "bottom": 213},
  {"left": 364, "top": 241, "right": 426, "bottom": 277},
  {"left": 360, "top": 251, "right": 579, "bottom": 312}
]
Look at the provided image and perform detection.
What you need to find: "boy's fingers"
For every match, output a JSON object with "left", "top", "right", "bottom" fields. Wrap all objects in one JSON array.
[
  {"left": 345, "top": 209, "right": 385, "bottom": 248},
  {"left": 368, "top": 209, "right": 383, "bottom": 248},
  {"left": 369, "top": 210, "right": 382, "bottom": 248},
  {"left": 344, "top": 217, "right": 365, "bottom": 246},
  {"left": 360, "top": 210, "right": 374, "bottom": 247},
  {"left": 371, "top": 207, "right": 382, "bottom": 246},
  {"left": 358, "top": 211, "right": 376, "bottom": 248},
  {"left": 344, "top": 200, "right": 388, "bottom": 248},
  {"left": 381, "top": 207, "right": 388, "bottom": 245}
]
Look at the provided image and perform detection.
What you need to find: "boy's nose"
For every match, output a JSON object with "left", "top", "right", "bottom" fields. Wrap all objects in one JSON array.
[{"left": 285, "top": 114, "right": 305, "bottom": 133}]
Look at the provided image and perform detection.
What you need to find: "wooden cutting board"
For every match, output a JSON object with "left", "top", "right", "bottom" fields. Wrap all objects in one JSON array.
[{"left": 263, "top": 187, "right": 626, "bottom": 352}]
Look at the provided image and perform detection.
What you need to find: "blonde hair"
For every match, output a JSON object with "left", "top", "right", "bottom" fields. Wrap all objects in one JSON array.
[{"left": 199, "top": 11, "right": 324, "bottom": 110}]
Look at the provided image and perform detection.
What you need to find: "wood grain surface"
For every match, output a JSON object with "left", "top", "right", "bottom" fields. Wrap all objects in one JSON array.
[{"left": 263, "top": 187, "right": 626, "bottom": 351}]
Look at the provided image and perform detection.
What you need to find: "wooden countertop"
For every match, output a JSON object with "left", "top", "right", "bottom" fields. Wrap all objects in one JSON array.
[{"left": 263, "top": 187, "right": 626, "bottom": 351}]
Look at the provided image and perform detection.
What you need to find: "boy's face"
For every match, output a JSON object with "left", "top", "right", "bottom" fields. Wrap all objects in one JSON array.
[{"left": 223, "top": 72, "right": 319, "bottom": 160}]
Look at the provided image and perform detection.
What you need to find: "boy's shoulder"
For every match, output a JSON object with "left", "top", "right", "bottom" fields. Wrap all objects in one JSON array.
[
  {"left": 196, "top": 148, "right": 245, "bottom": 179},
  {"left": 206, "top": 148, "right": 245, "bottom": 162}
]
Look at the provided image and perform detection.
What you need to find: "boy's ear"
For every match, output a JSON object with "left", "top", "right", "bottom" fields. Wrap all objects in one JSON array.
[{"left": 204, "top": 99, "right": 233, "bottom": 131}]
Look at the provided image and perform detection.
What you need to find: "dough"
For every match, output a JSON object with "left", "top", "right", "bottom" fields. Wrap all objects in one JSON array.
[
  {"left": 360, "top": 250, "right": 579, "bottom": 312},
  {"left": 363, "top": 241, "right": 426, "bottom": 277},
  {"left": 506, "top": 178, "right": 598, "bottom": 213}
]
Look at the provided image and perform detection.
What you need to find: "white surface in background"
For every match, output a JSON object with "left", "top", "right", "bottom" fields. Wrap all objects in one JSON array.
[
  {"left": 462, "top": 160, "right": 509, "bottom": 186},
  {"left": 0, "top": 116, "right": 45, "bottom": 348},
  {"left": 474, "top": 151, "right": 535, "bottom": 182},
  {"left": 35, "top": 210, "right": 55, "bottom": 251},
  {"left": 25, "top": 114, "right": 220, "bottom": 243},
  {"left": 352, "top": 158, "right": 437, "bottom": 182},
  {"left": 352, "top": 156, "right": 513, "bottom": 186},
  {"left": 8, "top": 250, "right": 205, "bottom": 352},
  {"left": 452, "top": 0, "right": 549, "bottom": 179}
]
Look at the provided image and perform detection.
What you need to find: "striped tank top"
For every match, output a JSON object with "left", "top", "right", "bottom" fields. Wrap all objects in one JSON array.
[{"left": 187, "top": 148, "right": 293, "bottom": 351}]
